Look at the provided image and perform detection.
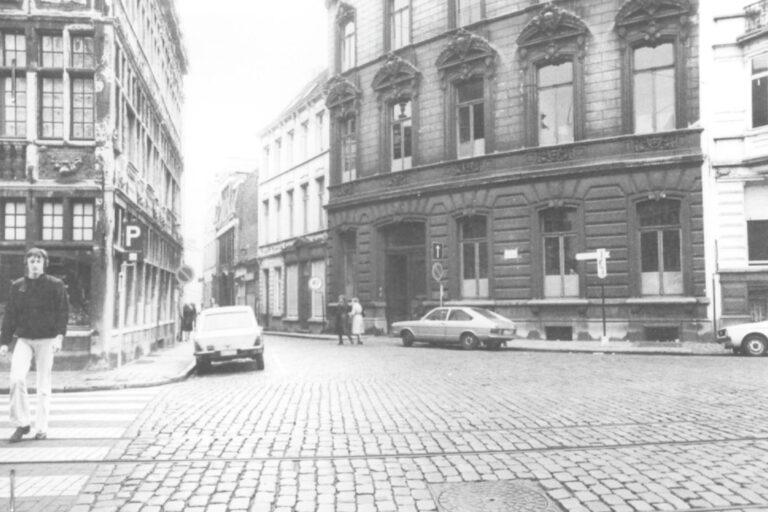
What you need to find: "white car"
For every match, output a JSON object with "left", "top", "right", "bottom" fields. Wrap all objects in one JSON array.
[
  {"left": 392, "top": 306, "right": 516, "bottom": 350},
  {"left": 193, "top": 306, "right": 264, "bottom": 372},
  {"left": 717, "top": 320, "right": 768, "bottom": 356}
]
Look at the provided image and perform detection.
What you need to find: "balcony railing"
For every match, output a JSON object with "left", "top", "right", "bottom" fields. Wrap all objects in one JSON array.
[
  {"left": 0, "top": 141, "right": 27, "bottom": 181},
  {"left": 746, "top": 0, "right": 768, "bottom": 33}
]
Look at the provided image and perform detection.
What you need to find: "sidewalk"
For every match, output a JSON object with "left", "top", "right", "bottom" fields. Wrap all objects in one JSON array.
[
  {"left": 0, "top": 341, "right": 196, "bottom": 394},
  {"left": 269, "top": 330, "right": 731, "bottom": 356}
]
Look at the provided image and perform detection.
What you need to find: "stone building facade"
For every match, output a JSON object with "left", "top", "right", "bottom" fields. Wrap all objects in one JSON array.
[
  {"left": 257, "top": 71, "right": 330, "bottom": 332},
  {"left": 0, "top": 0, "right": 186, "bottom": 365},
  {"left": 702, "top": 0, "right": 768, "bottom": 327},
  {"left": 324, "top": 0, "right": 707, "bottom": 341}
]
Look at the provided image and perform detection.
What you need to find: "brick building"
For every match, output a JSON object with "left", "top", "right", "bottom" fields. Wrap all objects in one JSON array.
[
  {"left": 702, "top": 0, "right": 768, "bottom": 327},
  {"left": 257, "top": 70, "right": 330, "bottom": 332},
  {"left": 0, "top": 0, "right": 186, "bottom": 365},
  {"left": 323, "top": 0, "right": 707, "bottom": 341}
]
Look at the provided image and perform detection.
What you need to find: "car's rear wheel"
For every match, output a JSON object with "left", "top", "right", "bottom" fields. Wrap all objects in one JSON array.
[
  {"left": 196, "top": 358, "right": 211, "bottom": 374},
  {"left": 486, "top": 340, "right": 501, "bottom": 351},
  {"left": 742, "top": 334, "right": 767, "bottom": 357},
  {"left": 461, "top": 333, "right": 479, "bottom": 350},
  {"left": 401, "top": 331, "right": 415, "bottom": 347},
  {"left": 254, "top": 353, "right": 265, "bottom": 371}
]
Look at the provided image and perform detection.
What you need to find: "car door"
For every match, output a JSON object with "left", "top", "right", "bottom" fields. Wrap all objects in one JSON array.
[
  {"left": 445, "top": 308, "right": 474, "bottom": 344},
  {"left": 417, "top": 308, "right": 448, "bottom": 341}
]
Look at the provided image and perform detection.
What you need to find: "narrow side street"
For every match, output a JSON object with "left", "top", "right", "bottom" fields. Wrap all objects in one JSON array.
[{"left": 4, "top": 335, "right": 767, "bottom": 512}]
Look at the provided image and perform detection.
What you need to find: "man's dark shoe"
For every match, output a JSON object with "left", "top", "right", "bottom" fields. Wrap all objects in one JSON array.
[
  {"left": 9, "top": 425, "right": 30, "bottom": 443},
  {"left": 33, "top": 432, "right": 47, "bottom": 440}
]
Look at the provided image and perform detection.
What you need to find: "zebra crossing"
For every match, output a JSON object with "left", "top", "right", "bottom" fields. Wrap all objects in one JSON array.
[{"left": 0, "top": 387, "right": 158, "bottom": 506}]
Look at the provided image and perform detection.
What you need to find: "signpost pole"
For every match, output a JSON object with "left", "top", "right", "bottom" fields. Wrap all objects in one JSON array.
[
  {"left": 118, "top": 261, "right": 127, "bottom": 368},
  {"left": 601, "top": 280, "right": 607, "bottom": 345},
  {"left": 439, "top": 283, "right": 444, "bottom": 308}
]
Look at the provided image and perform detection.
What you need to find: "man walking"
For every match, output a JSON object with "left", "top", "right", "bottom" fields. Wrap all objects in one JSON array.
[{"left": 0, "top": 247, "right": 69, "bottom": 443}]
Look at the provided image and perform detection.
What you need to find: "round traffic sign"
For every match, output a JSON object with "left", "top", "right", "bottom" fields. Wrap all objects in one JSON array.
[
  {"left": 176, "top": 263, "right": 195, "bottom": 284},
  {"left": 431, "top": 262, "right": 445, "bottom": 282},
  {"left": 308, "top": 276, "right": 323, "bottom": 291}
]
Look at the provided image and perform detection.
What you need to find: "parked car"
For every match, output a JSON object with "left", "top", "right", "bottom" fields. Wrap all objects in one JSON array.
[
  {"left": 392, "top": 306, "right": 516, "bottom": 350},
  {"left": 193, "top": 305, "right": 264, "bottom": 372},
  {"left": 717, "top": 320, "right": 768, "bottom": 356}
]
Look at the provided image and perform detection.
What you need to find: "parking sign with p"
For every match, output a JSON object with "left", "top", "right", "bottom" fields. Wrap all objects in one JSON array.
[{"left": 124, "top": 222, "right": 144, "bottom": 261}]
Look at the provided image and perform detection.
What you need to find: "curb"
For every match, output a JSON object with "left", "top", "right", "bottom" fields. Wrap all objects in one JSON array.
[{"left": 0, "top": 361, "right": 197, "bottom": 395}]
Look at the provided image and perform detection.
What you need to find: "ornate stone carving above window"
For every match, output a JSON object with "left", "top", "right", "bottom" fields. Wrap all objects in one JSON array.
[
  {"left": 517, "top": 3, "right": 590, "bottom": 63},
  {"left": 615, "top": 0, "right": 692, "bottom": 44},
  {"left": 325, "top": 75, "right": 361, "bottom": 119},
  {"left": 371, "top": 53, "right": 420, "bottom": 104},
  {"left": 435, "top": 29, "right": 496, "bottom": 87},
  {"left": 336, "top": 2, "right": 355, "bottom": 26}
]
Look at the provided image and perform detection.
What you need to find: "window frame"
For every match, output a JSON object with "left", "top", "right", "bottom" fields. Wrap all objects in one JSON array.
[
  {"left": 387, "top": 0, "right": 412, "bottom": 51},
  {"left": 451, "top": 0, "right": 484, "bottom": 28},
  {"left": 631, "top": 42, "right": 677, "bottom": 134},
  {"left": 456, "top": 214, "right": 490, "bottom": 299},
  {"left": 2, "top": 199, "right": 26, "bottom": 242},
  {"left": 751, "top": 53, "right": 768, "bottom": 129},
  {"left": 517, "top": 4, "right": 588, "bottom": 147},
  {"left": 629, "top": 195, "right": 690, "bottom": 297},
  {"left": 325, "top": 76, "right": 361, "bottom": 185},
  {"left": 615, "top": 0, "right": 691, "bottom": 135},
  {"left": 389, "top": 99, "right": 413, "bottom": 171},
  {"left": 0, "top": 74, "right": 26, "bottom": 138},
  {"left": 71, "top": 199, "right": 94, "bottom": 241},
  {"left": 336, "top": 3, "right": 357, "bottom": 73},
  {"left": 40, "top": 199, "right": 64, "bottom": 241},
  {"left": 536, "top": 61, "right": 576, "bottom": 146},
  {"left": 540, "top": 207, "right": 580, "bottom": 298}
]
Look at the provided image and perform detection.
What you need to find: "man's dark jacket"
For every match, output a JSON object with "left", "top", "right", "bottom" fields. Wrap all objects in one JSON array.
[{"left": 0, "top": 274, "right": 69, "bottom": 346}]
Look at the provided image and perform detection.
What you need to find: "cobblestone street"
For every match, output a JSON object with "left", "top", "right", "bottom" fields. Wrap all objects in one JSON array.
[{"left": 6, "top": 334, "right": 768, "bottom": 512}]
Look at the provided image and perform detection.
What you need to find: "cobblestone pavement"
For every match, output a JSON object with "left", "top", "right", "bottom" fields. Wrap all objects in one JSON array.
[{"left": 6, "top": 334, "right": 768, "bottom": 512}]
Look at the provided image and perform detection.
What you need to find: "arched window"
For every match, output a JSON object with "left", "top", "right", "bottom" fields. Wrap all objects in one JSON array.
[
  {"left": 637, "top": 199, "right": 682, "bottom": 295},
  {"left": 459, "top": 216, "right": 488, "bottom": 298},
  {"left": 615, "top": 0, "right": 692, "bottom": 134},
  {"left": 325, "top": 75, "right": 361, "bottom": 184},
  {"left": 517, "top": 3, "right": 589, "bottom": 146},
  {"left": 541, "top": 208, "right": 578, "bottom": 297}
]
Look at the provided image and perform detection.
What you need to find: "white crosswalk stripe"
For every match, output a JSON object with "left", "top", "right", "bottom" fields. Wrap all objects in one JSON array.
[{"left": 0, "top": 387, "right": 158, "bottom": 500}]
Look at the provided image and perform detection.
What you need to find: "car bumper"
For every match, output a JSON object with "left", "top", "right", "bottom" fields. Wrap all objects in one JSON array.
[
  {"left": 716, "top": 336, "right": 734, "bottom": 348},
  {"left": 195, "top": 346, "right": 263, "bottom": 362},
  {"left": 483, "top": 334, "right": 515, "bottom": 342}
]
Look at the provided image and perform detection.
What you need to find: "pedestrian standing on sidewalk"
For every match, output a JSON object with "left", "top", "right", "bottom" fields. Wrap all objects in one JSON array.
[
  {"left": 0, "top": 247, "right": 69, "bottom": 443},
  {"left": 350, "top": 297, "right": 364, "bottom": 345},
  {"left": 334, "top": 295, "right": 353, "bottom": 345},
  {"left": 181, "top": 303, "right": 197, "bottom": 341}
]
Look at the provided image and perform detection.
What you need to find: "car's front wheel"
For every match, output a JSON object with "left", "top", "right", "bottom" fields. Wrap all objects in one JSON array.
[
  {"left": 401, "top": 331, "right": 415, "bottom": 347},
  {"left": 742, "top": 334, "right": 767, "bottom": 357},
  {"left": 254, "top": 353, "right": 265, "bottom": 371},
  {"left": 461, "top": 333, "right": 479, "bottom": 350}
]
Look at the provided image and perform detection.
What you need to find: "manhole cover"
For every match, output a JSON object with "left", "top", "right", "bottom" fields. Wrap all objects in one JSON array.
[{"left": 431, "top": 480, "right": 563, "bottom": 512}]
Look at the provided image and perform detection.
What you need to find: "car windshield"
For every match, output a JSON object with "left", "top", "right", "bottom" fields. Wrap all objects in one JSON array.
[
  {"left": 200, "top": 312, "right": 255, "bottom": 332},
  {"left": 470, "top": 307, "right": 507, "bottom": 321}
]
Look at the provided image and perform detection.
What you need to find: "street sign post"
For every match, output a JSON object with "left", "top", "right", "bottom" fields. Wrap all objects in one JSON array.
[
  {"left": 575, "top": 248, "right": 611, "bottom": 344},
  {"left": 431, "top": 262, "right": 446, "bottom": 307}
]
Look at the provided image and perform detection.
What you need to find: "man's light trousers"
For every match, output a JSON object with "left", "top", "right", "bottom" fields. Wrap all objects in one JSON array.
[{"left": 9, "top": 337, "right": 55, "bottom": 433}]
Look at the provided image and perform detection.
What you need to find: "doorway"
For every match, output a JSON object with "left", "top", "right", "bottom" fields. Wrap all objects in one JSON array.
[{"left": 382, "top": 222, "right": 426, "bottom": 326}]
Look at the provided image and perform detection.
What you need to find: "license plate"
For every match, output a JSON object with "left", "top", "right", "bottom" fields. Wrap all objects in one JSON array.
[{"left": 220, "top": 349, "right": 237, "bottom": 357}]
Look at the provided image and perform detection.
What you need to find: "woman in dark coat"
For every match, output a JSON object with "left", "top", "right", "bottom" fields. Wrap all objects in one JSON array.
[
  {"left": 181, "top": 303, "right": 197, "bottom": 341},
  {"left": 334, "top": 295, "right": 354, "bottom": 345}
]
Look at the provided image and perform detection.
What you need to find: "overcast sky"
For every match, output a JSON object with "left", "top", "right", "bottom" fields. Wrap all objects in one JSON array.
[{"left": 177, "top": 1, "right": 328, "bottom": 260}]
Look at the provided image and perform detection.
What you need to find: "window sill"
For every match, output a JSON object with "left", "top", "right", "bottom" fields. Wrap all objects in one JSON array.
[{"left": 626, "top": 297, "right": 699, "bottom": 305}]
